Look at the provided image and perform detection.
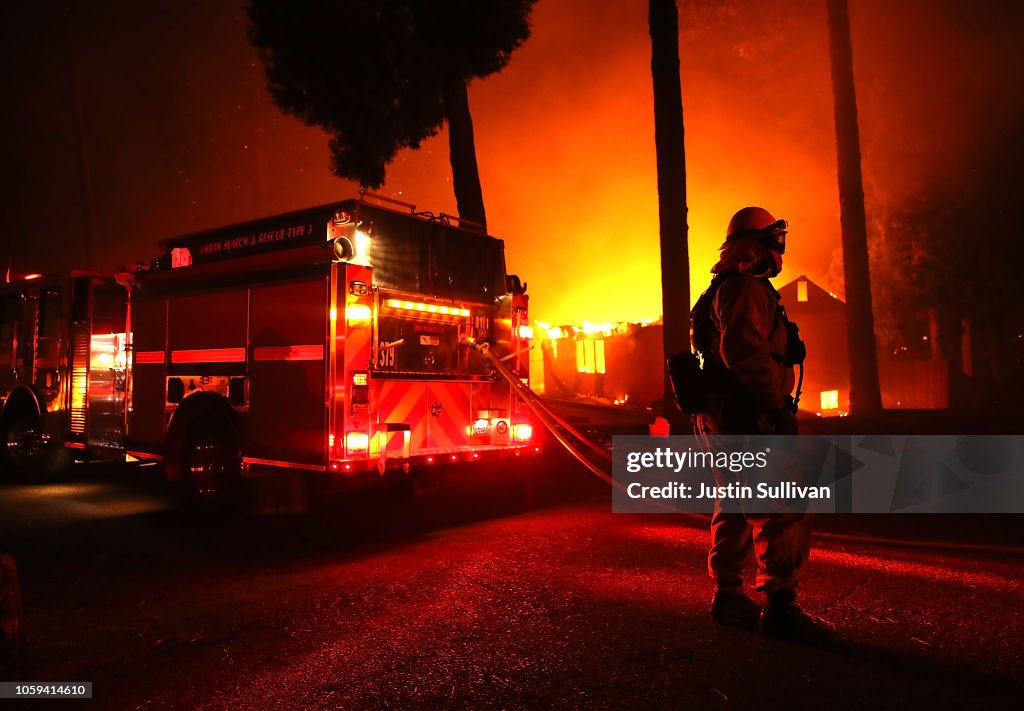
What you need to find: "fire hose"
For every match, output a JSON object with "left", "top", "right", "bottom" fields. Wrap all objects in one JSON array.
[
  {"left": 460, "top": 338, "right": 697, "bottom": 516},
  {"left": 460, "top": 337, "right": 1024, "bottom": 558},
  {"left": 461, "top": 337, "right": 618, "bottom": 489}
]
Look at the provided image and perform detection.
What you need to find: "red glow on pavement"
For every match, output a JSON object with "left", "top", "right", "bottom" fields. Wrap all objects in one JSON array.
[
  {"left": 625, "top": 521, "right": 1021, "bottom": 592},
  {"left": 626, "top": 523, "right": 709, "bottom": 548},
  {"left": 808, "top": 547, "right": 1020, "bottom": 592}
]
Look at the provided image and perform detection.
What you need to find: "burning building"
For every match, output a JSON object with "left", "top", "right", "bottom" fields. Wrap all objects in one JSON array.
[
  {"left": 535, "top": 275, "right": 955, "bottom": 414},
  {"left": 532, "top": 320, "right": 664, "bottom": 411}
]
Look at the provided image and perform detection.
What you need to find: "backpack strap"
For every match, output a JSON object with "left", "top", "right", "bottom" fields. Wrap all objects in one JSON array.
[{"left": 690, "top": 270, "right": 739, "bottom": 356}]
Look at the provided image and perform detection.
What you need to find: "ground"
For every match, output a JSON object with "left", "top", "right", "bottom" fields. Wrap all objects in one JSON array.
[{"left": 1, "top": 454, "right": 1022, "bottom": 710}]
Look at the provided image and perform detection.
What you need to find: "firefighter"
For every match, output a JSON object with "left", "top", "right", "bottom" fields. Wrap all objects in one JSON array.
[{"left": 692, "top": 206, "right": 832, "bottom": 644}]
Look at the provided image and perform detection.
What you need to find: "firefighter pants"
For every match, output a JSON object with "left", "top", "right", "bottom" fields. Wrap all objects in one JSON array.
[
  {"left": 708, "top": 502, "right": 811, "bottom": 597},
  {"left": 698, "top": 412, "right": 810, "bottom": 598}
]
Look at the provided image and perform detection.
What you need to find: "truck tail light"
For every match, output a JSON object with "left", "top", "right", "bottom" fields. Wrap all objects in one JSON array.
[
  {"left": 346, "top": 304, "right": 371, "bottom": 326},
  {"left": 512, "top": 424, "right": 533, "bottom": 442},
  {"left": 346, "top": 432, "right": 369, "bottom": 455},
  {"left": 352, "top": 371, "right": 369, "bottom": 404}
]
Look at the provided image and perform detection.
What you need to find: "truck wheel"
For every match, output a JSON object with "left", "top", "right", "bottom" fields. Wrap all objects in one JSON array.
[
  {"left": 182, "top": 431, "right": 242, "bottom": 512},
  {"left": 0, "top": 414, "right": 48, "bottom": 482}
]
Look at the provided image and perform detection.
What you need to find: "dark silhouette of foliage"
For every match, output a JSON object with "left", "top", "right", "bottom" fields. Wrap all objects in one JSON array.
[
  {"left": 247, "top": 0, "right": 535, "bottom": 230},
  {"left": 871, "top": 133, "right": 1024, "bottom": 390}
]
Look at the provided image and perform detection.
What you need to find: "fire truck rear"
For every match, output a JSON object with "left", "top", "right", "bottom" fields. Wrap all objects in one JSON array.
[
  {"left": 0, "top": 273, "right": 127, "bottom": 477},
  {"left": 125, "top": 195, "right": 535, "bottom": 503}
]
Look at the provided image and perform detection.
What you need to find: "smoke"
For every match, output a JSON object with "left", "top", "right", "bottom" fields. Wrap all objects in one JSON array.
[{"left": 1, "top": 0, "right": 1020, "bottom": 329}]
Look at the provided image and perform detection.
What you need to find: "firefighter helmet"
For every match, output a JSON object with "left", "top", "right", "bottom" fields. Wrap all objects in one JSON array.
[{"left": 725, "top": 206, "right": 787, "bottom": 253}]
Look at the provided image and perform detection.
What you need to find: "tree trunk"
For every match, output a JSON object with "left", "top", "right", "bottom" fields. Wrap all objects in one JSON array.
[
  {"left": 442, "top": 78, "right": 487, "bottom": 232},
  {"left": 827, "top": 0, "right": 883, "bottom": 414},
  {"left": 649, "top": 0, "right": 691, "bottom": 423}
]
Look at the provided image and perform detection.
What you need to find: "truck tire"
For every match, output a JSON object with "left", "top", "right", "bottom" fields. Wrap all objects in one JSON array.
[
  {"left": 182, "top": 430, "right": 242, "bottom": 512},
  {"left": 0, "top": 412, "right": 46, "bottom": 482},
  {"left": 164, "top": 394, "right": 243, "bottom": 512}
]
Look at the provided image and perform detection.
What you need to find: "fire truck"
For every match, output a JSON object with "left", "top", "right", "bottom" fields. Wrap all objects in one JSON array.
[
  {"left": 0, "top": 272, "right": 128, "bottom": 474},
  {"left": 0, "top": 195, "right": 536, "bottom": 503}
]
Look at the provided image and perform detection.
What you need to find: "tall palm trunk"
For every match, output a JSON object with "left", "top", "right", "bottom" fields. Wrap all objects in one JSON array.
[
  {"left": 649, "top": 0, "right": 691, "bottom": 422},
  {"left": 827, "top": 0, "right": 882, "bottom": 414},
  {"left": 443, "top": 78, "right": 487, "bottom": 232}
]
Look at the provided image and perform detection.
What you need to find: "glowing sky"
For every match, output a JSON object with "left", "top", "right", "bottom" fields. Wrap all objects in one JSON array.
[{"left": 3, "top": 0, "right": 1020, "bottom": 327}]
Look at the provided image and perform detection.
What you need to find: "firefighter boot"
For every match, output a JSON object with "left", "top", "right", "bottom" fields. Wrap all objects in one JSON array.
[
  {"left": 759, "top": 591, "right": 835, "bottom": 645},
  {"left": 710, "top": 590, "right": 761, "bottom": 630}
]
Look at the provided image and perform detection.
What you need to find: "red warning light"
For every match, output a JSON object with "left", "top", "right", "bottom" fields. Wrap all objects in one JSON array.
[{"left": 649, "top": 417, "right": 671, "bottom": 437}]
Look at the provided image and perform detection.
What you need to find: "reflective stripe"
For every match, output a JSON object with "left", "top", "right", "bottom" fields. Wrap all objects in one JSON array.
[
  {"left": 253, "top": 345, "right": 324, "bottom": 362},
  {"left": 171, "top": 348, "right": 245, "bottom": 364},
  {"left": 135, "top": 351, "right": 164, "bottom": 364},
  {"left": 427, "top": 382, "right": 471, "bottom": 449},
  {"left": 243, "top": 457, "right": 325, "bottom": 472},
  {"left": 377, "top": 382, "right": 427, "bottom": 452},
  {"left": 126, "top": 450, "right": 161, "bottom": 461}
]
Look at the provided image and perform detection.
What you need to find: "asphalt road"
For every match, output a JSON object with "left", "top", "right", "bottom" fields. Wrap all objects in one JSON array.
[{"left": 1, "top": 458, "right": 1022, "bottom": 710}]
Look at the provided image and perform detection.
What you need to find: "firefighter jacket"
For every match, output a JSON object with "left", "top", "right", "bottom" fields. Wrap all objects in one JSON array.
[{"left": 704, "top": 273, "right": 796, "bottom": 416}]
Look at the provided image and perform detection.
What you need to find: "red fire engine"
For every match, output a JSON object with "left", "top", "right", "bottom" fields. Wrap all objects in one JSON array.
[
  {"left": 0, "top": 195, "right": 536, "bottom": 503},
  {"left": 0, "top": 272, "right": 128, "bottom": 472}
]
